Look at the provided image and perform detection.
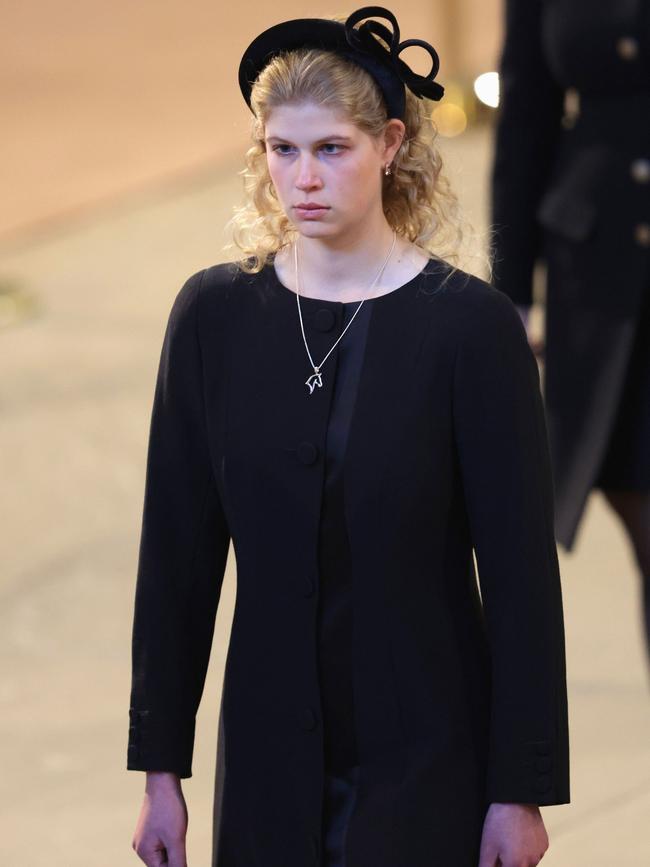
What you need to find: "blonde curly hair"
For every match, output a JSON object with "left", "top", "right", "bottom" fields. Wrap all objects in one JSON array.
[{"left": 222, "top": 14, "right": 488, "bottom": 284}]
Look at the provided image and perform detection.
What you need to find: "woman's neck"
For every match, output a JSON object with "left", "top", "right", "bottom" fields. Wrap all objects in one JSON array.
[{"left": 273, "top": 237, "right": 429, "bottom": 303}]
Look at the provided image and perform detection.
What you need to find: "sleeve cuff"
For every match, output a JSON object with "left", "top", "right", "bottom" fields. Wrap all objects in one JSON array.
[
  {"left": 126, "top": 708, "right": 196, "bottom": 779},
  {"left": 485, "top": 737, "right": 570, "bottom": 806}
]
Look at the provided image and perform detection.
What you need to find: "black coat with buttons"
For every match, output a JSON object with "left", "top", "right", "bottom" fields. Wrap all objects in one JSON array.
[
  {"left": 127, "top": 259, "right": 571, "bottom": 867},
  {"left": 490, "top": 0, "right": 650, "bottom": 551}
]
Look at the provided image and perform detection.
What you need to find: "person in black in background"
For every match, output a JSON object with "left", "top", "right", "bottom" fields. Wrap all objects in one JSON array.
[
  {"left": 490, "top": 0, "right": 650, "bottom": 675},
  {"left": 128, "top": 6, "right": 570, "bottom": 867}
]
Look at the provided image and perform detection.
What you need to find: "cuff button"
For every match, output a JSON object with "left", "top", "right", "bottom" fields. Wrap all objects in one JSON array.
[
  {"left": 299, "top": 707, "right": 318, "bottom": 731},
  {"left": 533, "top": 774, "right": 552, "bottom": 792}
]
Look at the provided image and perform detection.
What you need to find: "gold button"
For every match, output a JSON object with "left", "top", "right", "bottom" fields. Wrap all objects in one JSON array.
[
  {"left": 634, "top": 223, "right": 650, "bottom": 247},
  {"left": 616, "top": 36, "right": 639, "bottom": 60},
  {"left": 630, "top": 158, "right": 650, "bottom": 183}
]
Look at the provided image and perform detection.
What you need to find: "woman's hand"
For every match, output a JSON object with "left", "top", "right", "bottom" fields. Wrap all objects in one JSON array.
[
  {"left": 478, "top": 801, "right": 549, "bottom": 866},
  {"left": 131, "top": 772, "right": 189, "bottom": 866}
]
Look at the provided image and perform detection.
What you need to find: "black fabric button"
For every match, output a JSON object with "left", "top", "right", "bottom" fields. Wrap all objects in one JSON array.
[
  {"left": 535, "top": 756, "right": 552, "bottom": 773},
  {"left": 634, "top": 223, "right": 650, "bottom": 247},
  {"left": 129, "top": 708, "right": 147, "bottom": 720},
  {"left": 314, "top": 309, "right": 335, "bottom": 331},
  {"left": 289, "top": 575, "right": 315, "bottom": 598},
  {"left": 630, "top": 158, "right": 650, "bottom": 183},
  {"left": 310, "top": 833, "right": 320, "bottom": 860},
  {"left": 533, "top": 774, "right": 552, "bottom": 792},
  {"left": 299, "top": 707, "right": 318, "bottom": 730},
  {"left": 297, "top": 441, "right": 319, "bottom": 464},
  {"left": 616, "top": 36, "right": 639, "bottom": 60},
  {"left": 534, "top": 741, "right": 551, "bottom": 756}
]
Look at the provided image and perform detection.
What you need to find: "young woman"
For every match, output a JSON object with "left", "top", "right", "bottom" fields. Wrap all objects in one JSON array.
[{"left": 127, "top": 7, "right": 570, "bottom": 867}]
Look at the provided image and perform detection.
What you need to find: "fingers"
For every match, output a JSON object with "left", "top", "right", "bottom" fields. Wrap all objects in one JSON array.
[
  {"left": 132, "top": 837, "right": 187, "bottom": 867},
  {"left": 132, "top": 782, "right": 189, "bottom": 866},
  {"left": 480, "top": 855, "right": 546, "bottom": 867},
  {"left": 165, "top": 839, "right": 188, "bottom": 867},
  {"left": 132, "top": 838, "right": 167, "bottom": 865},
  {"left": 477, "top": 844, "right": 500, "bottom": 867}
]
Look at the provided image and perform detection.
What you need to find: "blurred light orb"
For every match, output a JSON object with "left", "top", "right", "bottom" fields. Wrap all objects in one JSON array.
[
  {"left": 474, "top": 71, "right": 500, "bottom": 108},
  {"left": 431, "top": 103, "right": 467, "bottom": 137}
]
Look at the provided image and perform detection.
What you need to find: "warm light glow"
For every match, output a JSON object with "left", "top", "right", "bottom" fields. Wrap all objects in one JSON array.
[
  {"left": 431, "top": 103, "right": 467, "bottom": 137},
  {"left": 474, "top": 71, "right": 500, "bottom": 108}
]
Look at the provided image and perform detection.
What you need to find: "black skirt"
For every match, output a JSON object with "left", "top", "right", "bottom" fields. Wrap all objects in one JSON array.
[
  {"left": 321, "top": 765, "right": 360, "bottom": 867},
  {"left": 594, "top": 277, "right": 650, "bottom": 490}
]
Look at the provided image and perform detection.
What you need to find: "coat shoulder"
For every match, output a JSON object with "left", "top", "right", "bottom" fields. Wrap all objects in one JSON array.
[
  {"left": 163, "top": 267, "right": 206, "bottom": 340},
  {"left": 202, "top": 258, "right": 267, "bottom": 291},
  {"left": 165, "top": 262, "right": 243, "bottom": 346},
  {"left": 197, "top": 258, "right": 274, "bottom": 307},
  {"left": 426, "top": 264, "right": 527, "bottom": 346}
]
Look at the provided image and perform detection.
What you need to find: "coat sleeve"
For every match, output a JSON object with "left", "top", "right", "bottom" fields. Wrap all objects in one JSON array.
[
  {"left": 452, "top": 285, "right": 570, "bottom": 806},
  {"left": 127, "top": 268, "right": 231, "bottom": 779},
  {"left": 489, "top": 0, "right": 565, "bottom": 307}
]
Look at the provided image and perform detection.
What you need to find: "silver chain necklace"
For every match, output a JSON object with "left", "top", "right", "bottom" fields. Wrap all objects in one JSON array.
[{"left": 294, "top": 230, "right": 397, "bottom": 394}]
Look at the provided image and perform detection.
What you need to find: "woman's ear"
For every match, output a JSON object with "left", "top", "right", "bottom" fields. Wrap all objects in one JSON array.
[{"left": 383, "top": 118, "right": 406, "bottom": 162}]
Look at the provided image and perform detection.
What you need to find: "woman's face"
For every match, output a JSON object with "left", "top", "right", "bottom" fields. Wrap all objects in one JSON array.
[{"left": 263, "top": 101, "right": 403, "bottom": 240}]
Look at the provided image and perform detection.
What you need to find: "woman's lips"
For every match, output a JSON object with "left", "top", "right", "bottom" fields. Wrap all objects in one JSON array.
[{"left": 295, "top": 206, "right": 329, "bottom": 219}]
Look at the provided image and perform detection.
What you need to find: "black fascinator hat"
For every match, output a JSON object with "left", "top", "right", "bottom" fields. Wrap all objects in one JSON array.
[{"left": 238, "top": 5, "right": 444, "bottom": 122}]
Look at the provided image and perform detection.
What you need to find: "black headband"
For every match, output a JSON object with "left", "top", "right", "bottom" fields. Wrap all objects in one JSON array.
[{"left": 238, "top": 5, "right": 444, "bottom": 122}]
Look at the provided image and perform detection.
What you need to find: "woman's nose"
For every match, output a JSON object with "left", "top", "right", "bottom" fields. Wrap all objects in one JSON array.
[{"left": 295, "top": 154, "right": 322, "bottom": 188}]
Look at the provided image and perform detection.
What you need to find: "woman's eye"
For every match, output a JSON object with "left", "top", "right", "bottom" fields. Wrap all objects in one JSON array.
[{"left": 271, "top": 144, "right": 344, "bottom": 155}]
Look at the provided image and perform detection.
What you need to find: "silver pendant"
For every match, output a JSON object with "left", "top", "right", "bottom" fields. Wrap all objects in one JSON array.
[{"left": 305, "top": 367, "right": 323, "bottom": 394}]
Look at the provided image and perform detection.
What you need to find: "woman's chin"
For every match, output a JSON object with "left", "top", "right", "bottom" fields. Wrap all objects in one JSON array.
[{"left": 293, "top": 220, "right": 348, "bottom": 239}]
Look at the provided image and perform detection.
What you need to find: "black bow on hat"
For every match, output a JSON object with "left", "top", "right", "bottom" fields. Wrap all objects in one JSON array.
[
  {"left": 343, "top": 6, "right": 445, "bottom": 102},
  {"left": 238, "top": 5, "right": 444, "bottom": 121}
]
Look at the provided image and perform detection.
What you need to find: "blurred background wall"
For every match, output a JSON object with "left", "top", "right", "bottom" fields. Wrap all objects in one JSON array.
[
  {"left": 1, "top": 0, "right": 501, "bottom": 243},
  {"left": 1, "top": 3, "right": 649, "bottom": 866}
]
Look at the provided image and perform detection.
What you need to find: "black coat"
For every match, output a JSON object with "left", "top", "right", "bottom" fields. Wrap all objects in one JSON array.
[
  {"left": 490, "top": 0, "right": 650, "bottom": 551},
  {"left": 127, "top": 260, "right": 570, "bottom": 867}
]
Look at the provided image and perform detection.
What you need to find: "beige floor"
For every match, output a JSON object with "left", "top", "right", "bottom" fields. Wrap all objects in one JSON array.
[{"left": 1, "top": 122, "right": 649, "bottom": 866}]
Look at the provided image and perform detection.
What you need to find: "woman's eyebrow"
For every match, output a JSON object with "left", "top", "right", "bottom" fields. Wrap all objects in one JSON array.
[{"left": 266, "top": 134, "right": 353, "bottom": 143}]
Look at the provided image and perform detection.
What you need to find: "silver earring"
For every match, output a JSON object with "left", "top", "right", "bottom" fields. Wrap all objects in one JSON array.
[{"left": 384, "top": 163, "right": 392, "bottom": 176}]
